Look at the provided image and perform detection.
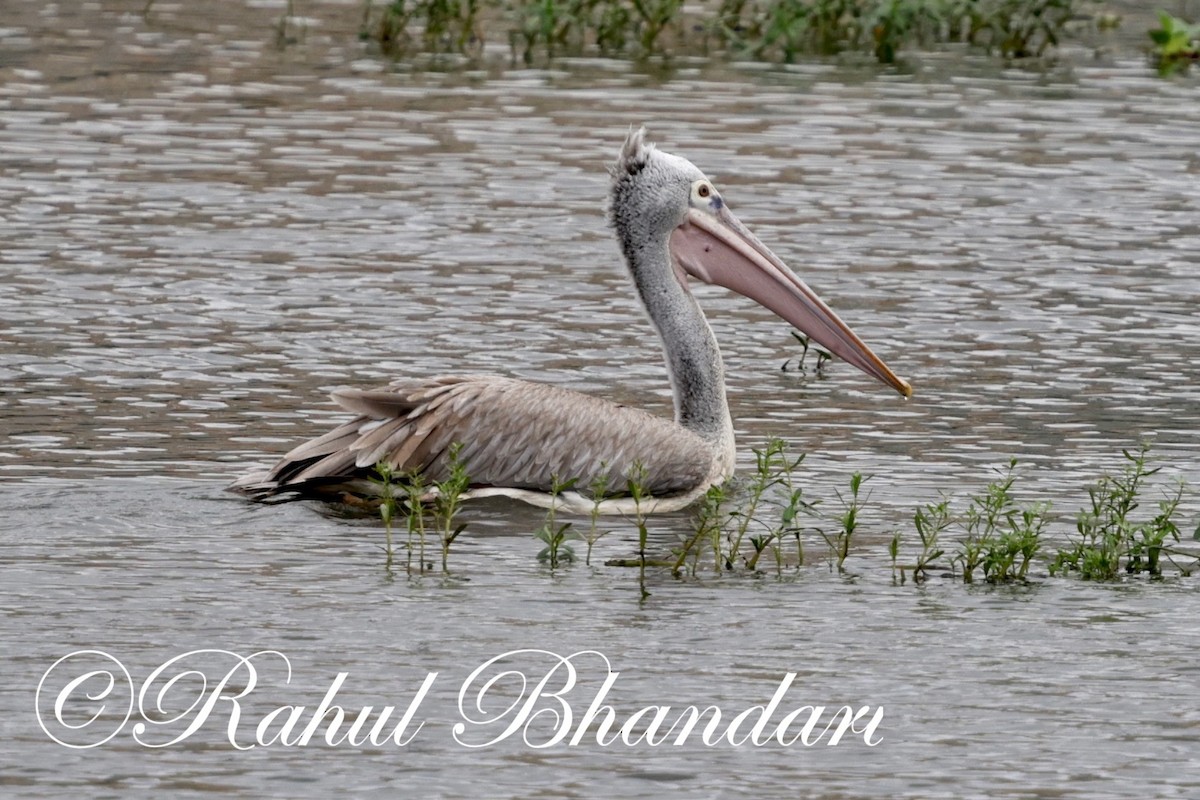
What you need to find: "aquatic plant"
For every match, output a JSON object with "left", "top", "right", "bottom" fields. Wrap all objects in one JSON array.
[
  {"left": 366, "top": 436, "right": 1200, "bottom": 591},
  {"left": 401, "top": 470, "right": 429, "bottom": 572},
  {"left": 372, "top": 461, "right": 402, "bottom": 572},
  {"left": 676, "top": 438, "right": 811, "bottom": 573},
  {"left": 631, "top": 0, "right": 683, "bottom": 52},
  {"left": 359, "top": 0, "right": 1099, "bottom": 64},
  {"left": 582, "top": 467, "right": 616, "bottom": 566},
  {"left": 948, "top": 459, "right": 1049, "bottom": 583},
  {"left": 433, "top": 443, "right": 472, "bottom": 572},
  {"left": 747, "top": 451, "right": 813, "bottom": 574},
  {"left": 727, "top": 440, "right": 785, "bottom": 565},
  {"left": 371, "top": 445, "right": 470, "bottom": 574},
  {"left": 673, "top": 483, "right": 729, "bottom": 576},
  {"left": 274, "top": 0, "right": 308, "bottom": 47},
  {"left": 943, "top": 0, "right": 1087, "bottom": 58},
  {"left": 892, "top": 497, "right": 951, "bottom": 583},
  {"left": 365, "top": 0, "right": 481, "bottom": 55},
  {"left": 1048, "top": 444, "right": 1194, "bottom": 580},
  {"left": 628, "top": 462, "right": 653, "bottom": 599},
  {"left": 781, "top": 331, "right": 833, "bottom": 373},
  {"left": 817, "top": 471, "right": 870, "bottom": 573},
  {"left": 1148, "top": 11, "right": 1200, "bottom": 75},
  {"left": 535, "top": 474, "right": 578, "bottom": 568}
]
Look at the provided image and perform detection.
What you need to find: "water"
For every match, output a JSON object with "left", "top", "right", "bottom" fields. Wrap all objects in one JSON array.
[{"left": 3, "top": 1, "right": 1200, "bottom": 797}]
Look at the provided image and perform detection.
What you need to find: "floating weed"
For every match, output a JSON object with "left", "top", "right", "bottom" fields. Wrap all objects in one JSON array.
[{"left": 536, "top": 474, "right": 578, "bottom": 569}]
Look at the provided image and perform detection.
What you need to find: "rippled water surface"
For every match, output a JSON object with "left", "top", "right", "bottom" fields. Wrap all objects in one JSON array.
[{"left": 3, "top": 2, "right": 1200, "bottom": 797}]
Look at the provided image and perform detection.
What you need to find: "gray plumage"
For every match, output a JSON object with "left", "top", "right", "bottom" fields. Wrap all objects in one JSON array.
[{"left": 232, "top": 375, "right": 714, "bottom": 502}]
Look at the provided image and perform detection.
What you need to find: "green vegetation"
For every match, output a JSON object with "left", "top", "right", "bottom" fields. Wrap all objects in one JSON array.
[
  {"left": 1049, "top": 444, "right": 1191, "bottom": 579},
  {"left": 358, "top": 0, "right": 1102, "bottom": 64},
  {"left": 371, "top": 460, "right": 402, "bottom": 573},
  {"left": 370, "top": 439, "right": 1199, "bottom": 589},
  {"left": 951, "top": 459, "right": 1048, "bottom": 584},
  {"left": 535, "top": 475, "right": 578, "bottom": 568},
  {"left": 627, "top": 462, "right": 654, "bottom": 599},
  {"left": 583, "top": 468, "right": 615, "bottom": 566},
  {"left": 668, "top": 439, "right": 814, "bottom": 577},
  {"left": 1149, "top": 11, "right": 1200, "bottom": 75},
  {"left": 371, "top": 443, "right": 471, "bottom": 575},
  {"left": 818, "top": 471, "right": 868, "bottom": 573},
  {"left": 782, "top": 332, "right": 832, "bottom": 374},
  {"left": 368, "top": 0, "right": 483, "bottom": 54},
  {"left": 432, "top": 443, "right": 472, "bottom": 571}
]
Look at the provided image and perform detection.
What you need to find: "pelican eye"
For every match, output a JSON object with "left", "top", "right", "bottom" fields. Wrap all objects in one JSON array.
[{"left": 691, "top": 180, "right": 721, "bottom": 210}]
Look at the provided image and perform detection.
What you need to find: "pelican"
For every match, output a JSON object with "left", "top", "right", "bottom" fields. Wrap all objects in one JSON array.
[{"left": 232, "top": 129, "right": 911, "bottom": 513}]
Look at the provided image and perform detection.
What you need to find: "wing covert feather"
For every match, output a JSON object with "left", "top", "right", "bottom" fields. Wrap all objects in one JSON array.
[{"left": 252, "top": 375, "right": 715, "bottom": 498}]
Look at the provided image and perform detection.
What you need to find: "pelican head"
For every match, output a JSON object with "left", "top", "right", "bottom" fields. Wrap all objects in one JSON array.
[{"left": 609, "top": 127, "right": 911, "bottom": 398}]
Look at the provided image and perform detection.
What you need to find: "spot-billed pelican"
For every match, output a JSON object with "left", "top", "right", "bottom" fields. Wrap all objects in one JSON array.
[{"left": 232, "top": 129, "right": 911, "bottom": 513}]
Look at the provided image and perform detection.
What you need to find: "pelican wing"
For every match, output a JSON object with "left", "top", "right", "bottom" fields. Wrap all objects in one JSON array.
[{"left": 234, "top": 375, "right": 714, "bottom": 500}]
